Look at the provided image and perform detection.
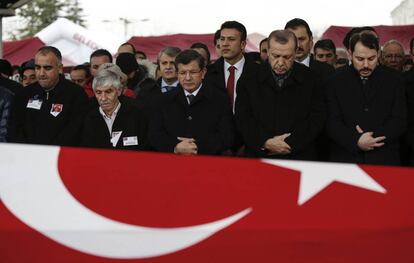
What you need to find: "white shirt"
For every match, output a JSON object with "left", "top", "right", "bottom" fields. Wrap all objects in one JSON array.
[
  {"left": 224, "top": 56, "right": 245, "bottom": 112},
  {"left": 161, "top": 79, "right": 179, "bottom": 88},
  {"left": 184, "top": 84, "right": 202, "bottom": 104},
  {"left": 99, "top": 102, "right": 121, "bottom": 135},
  {"left": 297, "top": 54, "right": 310, "bottom": 67}
]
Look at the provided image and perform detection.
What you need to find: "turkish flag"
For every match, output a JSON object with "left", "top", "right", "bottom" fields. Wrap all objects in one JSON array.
[{"left": 0, "top": 143, "right": 413, "bottom": 262}]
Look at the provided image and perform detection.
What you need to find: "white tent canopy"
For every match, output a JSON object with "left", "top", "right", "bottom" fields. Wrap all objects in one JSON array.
[{"left": 36, "top": 18, "right": 122, "bottom": 66}]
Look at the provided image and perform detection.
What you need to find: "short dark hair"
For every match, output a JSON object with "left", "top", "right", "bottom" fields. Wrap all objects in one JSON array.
[
  {"left": 259, "top": 38, "right": 268, "bottom": 49},
  {"left": 268, "top": 30, "right": 297, "bottom": 50},
  {"left": 119, "top": 42, "right": 136, "bottom": 54},
  {"left": 410, "top": 37, "right": 414, "bottom": 55},
  {"left": 0, "top": 59, "right": 13, "bottom": 77},
  {"left": 190, "top": 42, "right": 211, "bottom": 64},
  {"left": 37, "top": 46, "right": 62, "bottom": 63},
  {"left": 71, "top": 64, "right": 91, "bottom": 78},
  {"left": 19, "top": 59, "right": 35, "bottom": 76},
  {"left": 314, "top": 39, "right": 336, "bottom": 53},
  {"left": 220, "top": 21, "right": 247, "bottom": 41},
  {"left": 90, "top": 49, "right": 113, "bottom": 63},
  {"left": 349, "top": 32, "right": 380, "bottom": 53},
  {"left": 342, "top": 26, "right": 377, "bottom": 50},
  {"left": 214, "top": 29, "right": 221, "bottom": 46},
  {"left": 175, "top": 49, "right": 205, "bottom": 70},
  {"left": 135, "top": 50, "right": 147, "bottom": 59},
  {"left": 284, "top": 18, "right": 313, "bottom": 38}
]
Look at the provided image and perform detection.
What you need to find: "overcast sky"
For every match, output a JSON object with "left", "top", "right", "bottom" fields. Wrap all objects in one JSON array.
[{"left": 4, "top": 0, "right": 404, "bottom": 41}]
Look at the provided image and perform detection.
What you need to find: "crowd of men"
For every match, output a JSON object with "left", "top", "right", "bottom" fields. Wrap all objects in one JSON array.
[{"left": 1, "top": 18, "right": 414, "bottom": 166}]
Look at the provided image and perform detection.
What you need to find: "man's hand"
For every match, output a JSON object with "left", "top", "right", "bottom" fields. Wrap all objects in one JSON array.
[
  {"left": 356, "top": 125, "right": 386, "bottom": 151},
  {"left": 175, "top": 137, "right": 198, "bottom": 155},
  {"left": 264, "top": 133, "right": 291, "bottom": 155}
]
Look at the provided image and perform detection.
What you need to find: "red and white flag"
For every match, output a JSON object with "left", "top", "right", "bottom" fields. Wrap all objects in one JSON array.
[{"left": 0, "top": 143, "right": 413, "bottom": 262}]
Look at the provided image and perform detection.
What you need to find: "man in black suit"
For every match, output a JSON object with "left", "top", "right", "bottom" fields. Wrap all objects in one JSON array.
[
  {"left": 403, "top": 37, "right": 414, "bottom": 165},
  {"left": 139, "top": 47, "right": 181, "bottom": 101},
  {"left": 81, "top": 68, "right": 148, "bottom": 150},
  {"left": 285, "top": 18, "right": 334, "bottom": 81},
  {"left": 326, "top": 32, "right": 406, "bottom": 165},
  {"left": 235, "top": 30, "right": 326, "bottom": 160},
  {"left": 149, "top": 49, "right": 235, "bottom": 155},
  {"left": 205, "top": 21, "right": 259, "bottom": 113}
]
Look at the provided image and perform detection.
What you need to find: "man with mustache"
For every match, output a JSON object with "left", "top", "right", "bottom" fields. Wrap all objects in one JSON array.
[
  {"left": 326, "top": 32, "right": 407, "bottom": 165},
  {"left": 284, "top": 18, "right": 334, "bottom": 82},
  {"left": 9, "top": 46, "right": 88, "bottom": 146},
  {"left": 235, "top": 30, "right": 326, "bottom": 160}
]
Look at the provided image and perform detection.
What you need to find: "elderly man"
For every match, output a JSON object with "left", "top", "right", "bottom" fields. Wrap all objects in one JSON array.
[
  {"left": 9, "top": 46, "right": 88, "bottom": 146},
  {"left": 382, "top": 40, "right": 405, "bottom": 72},
  {"left": 81, "top": 68, "right": 148, "bottom": 150},
  {"left": 235, "top": 30, "right": 326, "bottom": 160},
  {"left": 149, "top": 49, "right": 235, "bottom": 155},
  {"left": 327, "top": 33, "right": 406, "bottom": 165}
]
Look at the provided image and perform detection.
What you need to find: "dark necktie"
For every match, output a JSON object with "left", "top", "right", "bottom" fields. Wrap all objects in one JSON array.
[
  {"left": 187, "top": 94, "right": 195, "bottom": 105},
  {"left": 161, "top": 86, "right": 174, "bottom": 93},
  {"left": 361, "top": 77, "right": 369, "bottom": 97},
  {"left": 227, "top": 66, "right": 236, "bottom": 107}
]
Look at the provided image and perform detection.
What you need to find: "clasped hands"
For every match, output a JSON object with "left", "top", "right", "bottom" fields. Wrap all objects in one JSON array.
[
  {"left": 356, "top": 125, "right": 386, "bottom": 151},
  {"left": 264, "top": 133, "right": 291, "bottom": 155}
]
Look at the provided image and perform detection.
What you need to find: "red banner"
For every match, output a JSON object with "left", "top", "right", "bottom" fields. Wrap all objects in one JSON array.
[{"left": 0, "top": 144, "right": 413, "bottom": 262}]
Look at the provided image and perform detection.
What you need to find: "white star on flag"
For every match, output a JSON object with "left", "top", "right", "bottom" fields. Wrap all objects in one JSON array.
[{"left": 262, "top": 159, "right": 387, "bottom": 206}]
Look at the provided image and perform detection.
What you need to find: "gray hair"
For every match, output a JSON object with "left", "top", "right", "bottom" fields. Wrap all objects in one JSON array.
[
  {"left": 92, "top": 69, "right": 123, "bottom": 92},
  {"left": 268, "top": 30, "right": 297, "bottom": 50},
  {"left": 382, "top": 39, "right": 405, "bottom": 55},
  {"left": 157, "top": 46, "right": 181, "bottom": 65}
]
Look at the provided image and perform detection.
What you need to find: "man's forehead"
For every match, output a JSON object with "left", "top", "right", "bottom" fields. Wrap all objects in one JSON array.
[
  {"left": 35, "top": 53, "right": 58, "bottom": 64},
  {"left": 91, "top": 55, "right": 111, "bottom": 64},
  {"left": 177, "top": 61, "right": 200, "bottom": 70},
  {"left": 315, "top": 48, "right": 334, "bottom": 54},
  {"left": 269, "top": 40, "right": 295, "bottom": 52},
  {"left": 96, "top": 85, "right": 116, "bottom": 91},
  {"left": 160, "top": 53, "right": 176, "bottom": 61},
  {"left": 383, "top": 43, "right": 403, "bottom": 53},
  {"left": 221, "top": 28, "right": 241, "bottom": 37},
  {"left": 353, "top": 42, "right": 378, "bottom": 55}
]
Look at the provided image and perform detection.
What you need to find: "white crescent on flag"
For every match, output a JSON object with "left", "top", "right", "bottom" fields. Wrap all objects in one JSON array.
[{"left": 0, "top": 144, "right": 251, "bottom": 259}]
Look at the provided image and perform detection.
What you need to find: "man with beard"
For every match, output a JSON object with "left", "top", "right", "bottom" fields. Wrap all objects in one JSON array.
[
  {"left": 326, "top": 32, "right": 406, "bottom": 165},
  {"left": 235, "top": 30, "right": 325, "bottom": 160}
]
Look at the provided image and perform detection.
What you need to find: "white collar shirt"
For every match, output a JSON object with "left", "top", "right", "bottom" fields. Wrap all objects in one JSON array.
[{"left": 99, "top": 102, "right": 121, "bottom": 135}]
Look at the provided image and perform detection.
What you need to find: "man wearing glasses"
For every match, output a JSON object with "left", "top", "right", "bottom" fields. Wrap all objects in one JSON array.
[{"left": 149, "top": 49, "right": 235, "bottom": 155}]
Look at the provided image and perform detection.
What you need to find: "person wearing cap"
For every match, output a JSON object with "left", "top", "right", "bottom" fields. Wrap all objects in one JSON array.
[
  {"left": 19, "top": 59, "right": 37, "bottom": 87},
  {"left": 81, "top": 68, "right": 148, "bottom": 150},
  {"left": 116, "top": 52, "right": 156, "bottom": 97}
]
